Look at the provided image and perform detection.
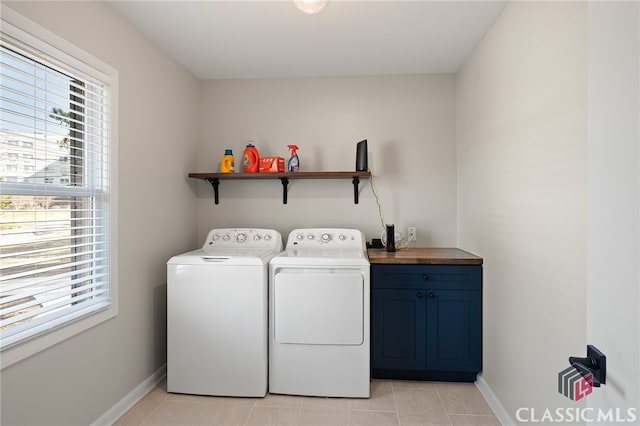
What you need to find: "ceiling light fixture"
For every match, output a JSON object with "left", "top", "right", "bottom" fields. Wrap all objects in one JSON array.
[{"left": 293, "top": 0, "right": 329, "bottom": 15}]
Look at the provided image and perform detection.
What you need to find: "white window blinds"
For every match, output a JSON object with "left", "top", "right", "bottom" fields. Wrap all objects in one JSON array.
[{"left": 0, "top": 26, "right": 112, "bottom": 350}]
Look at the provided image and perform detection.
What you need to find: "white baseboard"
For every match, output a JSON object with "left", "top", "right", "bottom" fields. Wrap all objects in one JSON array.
[
  {"left": 476, "top": 373, "right": 515, "bottom": 426},
  {"left": 92, "top": 363, "right": 167, "bottom": 426}
]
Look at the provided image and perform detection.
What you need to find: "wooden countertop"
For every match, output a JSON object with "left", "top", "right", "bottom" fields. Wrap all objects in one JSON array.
[{"left": 367, "top": 248, "right": 483, "bottom": 265}]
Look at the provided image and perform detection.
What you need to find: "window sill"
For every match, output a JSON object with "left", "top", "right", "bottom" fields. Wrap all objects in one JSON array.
[{"left": 0, "top": 305, "right": 117, "bottom": 369}]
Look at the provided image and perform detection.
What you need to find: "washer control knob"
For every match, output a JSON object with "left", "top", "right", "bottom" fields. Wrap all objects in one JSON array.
[
  {"left": 254, "top": 234, "right": 262, "bottom": 241},
  {"left": 212, "top": 234, "right": 220, "bottom": 241},
  {"left": 223, "top": 234, "right": 231, "bottom": 241},
  {"left": 321, "top": 233, "right": 331, "bottom": 243},
  {"left": 307, "top": 234, "right": 315, "bottom": 240},
  {"left": 339, "top": 234, "right": 347, "bottom": 241},
  {"left": 264, "top": 234, "right": 272, "bottom": 242},
  {"left": 236, "top": 233, "right": 247, "bottom": 242},
  {"left": 296, "top": 234, "right": 304, "bottom": 241}
]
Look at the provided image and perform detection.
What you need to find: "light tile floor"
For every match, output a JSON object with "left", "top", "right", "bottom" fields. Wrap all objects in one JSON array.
[{"left": 114, "top": 379, "right": 500, "bottom": 426}]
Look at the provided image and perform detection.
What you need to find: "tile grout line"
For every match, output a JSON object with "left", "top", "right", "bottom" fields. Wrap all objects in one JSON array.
[
  {"left": 242, "top": 398, "right": 258, "bottom": 426},
  {"left": 138, "top": 397, "right": 165, "bottom": 426},
  {"left": 449, "top": 414, "right": 500, "bottom": 417},
  {"left": 432, "top": 383, "right": 454, "bottom": 426},
  {"left": 295, "top": 398, "right": 304, "bottom": 426},
  {"left": 436, "top": 383, "right": 499, "bottom": 417},
  {"left": 390, "top": 381, "right": 402, "bottom": 426},
  {"left": 140, "top": 386, "right": 171, "bottom": 426}
]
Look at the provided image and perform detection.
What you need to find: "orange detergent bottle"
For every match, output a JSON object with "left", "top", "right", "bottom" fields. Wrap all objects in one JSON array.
[
  {"left": 219, "top": 149, "right": 235, "bottom": 173},
  {"left": 242, "top": 143, "right": 260, "bottom": 173}
]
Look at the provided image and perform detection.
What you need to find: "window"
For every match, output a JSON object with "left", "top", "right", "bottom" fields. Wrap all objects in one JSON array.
[{"left": 0, "top": 7, "right": 117, "bottom": 366}]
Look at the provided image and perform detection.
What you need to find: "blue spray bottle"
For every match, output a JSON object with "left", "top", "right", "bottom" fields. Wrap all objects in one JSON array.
[{"left": 287, "top": 145, "right": 300, "bottom": 172}]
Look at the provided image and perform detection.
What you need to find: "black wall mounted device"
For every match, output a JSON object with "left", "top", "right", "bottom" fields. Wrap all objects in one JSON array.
[
  {"left": 569, "top": 345, "right": 606, "bottom": 387},
  {"left": 356, "top": 139, "right": 368, "bottom": 171},
  {"left": 385, "top": 224, "right": 396, "bottom": 252}
]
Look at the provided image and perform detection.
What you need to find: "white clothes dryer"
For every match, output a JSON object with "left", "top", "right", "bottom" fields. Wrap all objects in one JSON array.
[
  {"left": 269, "top": 228, "right": 370, "bottom": 398},
  {"left": 167, "top": 228, "right": 282, "bottom": 397}
]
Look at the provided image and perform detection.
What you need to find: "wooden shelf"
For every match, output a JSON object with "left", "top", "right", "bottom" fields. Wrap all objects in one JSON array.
[{"left": 189, "top": 171, "right": 371, "bottom": 205}]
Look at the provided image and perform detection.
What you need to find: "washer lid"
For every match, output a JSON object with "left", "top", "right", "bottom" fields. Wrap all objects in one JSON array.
[
  {"left": 270, "top": 248, "right": 369, "bottom": 266},
  {"left": 202, "top": 248, "right": 277, "bottom": 258},
  {"left": 168, "top": 248, "right": 281, "bottom": 265}
]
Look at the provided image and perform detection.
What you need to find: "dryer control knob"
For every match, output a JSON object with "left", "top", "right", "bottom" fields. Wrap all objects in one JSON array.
[
  {"left": 296, "top": 234, "right": 304, "bottom": 241},
  {"left": 264, "top": 234, "right": 272, "bottom": 242},
  {"left": 254, "top": 234, "right": 262, "bottom": 241},
  {"left": 236, "top": 233, "right": 247, "bottom": 242},
  {"left": 307, "top": 234, "right": 315, "bottom": 240},
  {"left": 339, "top": 234, "right": 347, "bottom": 241},
  {"left": 223, "top": 234, "right": 231, "bottom": 241},
  {"left": 212, "top": 234, "right": 220, "bottom": 241},
  {"left": 321, "top": 233, "right": 331, "bottom": 243}
]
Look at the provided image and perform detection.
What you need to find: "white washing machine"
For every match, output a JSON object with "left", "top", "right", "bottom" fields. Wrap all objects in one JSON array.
[
  {"left": 269, "top": 228, "right": 370, "bottom": 398},
  {"left": 167, "top": 228, "right": 282, "bottom": 397}
]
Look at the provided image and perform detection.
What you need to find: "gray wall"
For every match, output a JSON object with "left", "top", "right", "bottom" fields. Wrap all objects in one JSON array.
[
  {"left": 195, "top": 75, "right": 458, "bottom": 246},
  {"left": 457, "top": 1, "right": 588, "bottom": 419},
  {"left": 1, "top": 2, "right": 200, "bottom": 425},
  {"left": 458, "top": 0, "right": 639, "bottom": 423},
  {"left": 586, "top": 0, "right": 640, "bottom": 417}
]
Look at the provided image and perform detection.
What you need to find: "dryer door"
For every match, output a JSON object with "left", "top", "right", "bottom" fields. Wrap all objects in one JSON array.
[{"left": 273, "top": 268, "right": 364, "bottom": 345}]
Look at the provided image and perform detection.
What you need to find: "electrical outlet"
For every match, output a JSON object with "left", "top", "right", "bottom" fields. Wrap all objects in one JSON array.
[{"left": 408, "top": 227, "right": 417, "bottom": 242}]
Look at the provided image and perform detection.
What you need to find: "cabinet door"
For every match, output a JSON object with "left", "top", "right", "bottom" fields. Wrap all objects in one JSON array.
[
  {"left": 372, "top": 289, "right": 426, "bottom": 371},
  {"left": 426, "top": 290, "right": 481, "bottom": 372}
]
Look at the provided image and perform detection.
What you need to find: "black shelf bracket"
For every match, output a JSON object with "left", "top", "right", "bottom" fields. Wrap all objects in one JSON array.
[
  {"left": 280, "top": 177, "right": 289, "bottom": 204},
  {"left": 353, "top": 176, "right": 360, "bottom": 204},
  {"left": 206, "top": 178, "right": 220, "bottom": 204}
]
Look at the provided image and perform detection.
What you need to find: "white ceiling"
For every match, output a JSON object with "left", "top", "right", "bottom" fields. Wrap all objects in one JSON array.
[{"left": 106, "top": 0, "right": 507, "bottom": 80}]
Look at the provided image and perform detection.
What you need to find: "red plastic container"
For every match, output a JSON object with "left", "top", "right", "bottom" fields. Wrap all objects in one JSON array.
[
  {"left": 242, "top": 143, "right": 260, "bottom": 173},
  {"left": 259, "top": 156, "right": 285, "bottom": 173}
]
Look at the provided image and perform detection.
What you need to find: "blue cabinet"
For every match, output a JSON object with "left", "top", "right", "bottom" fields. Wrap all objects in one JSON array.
[
  {"left": 373, "top": 289, "right": 427, "bottom": 371},
  {"left": 371, "top": 264, "right": 482, "bottom": 382}
]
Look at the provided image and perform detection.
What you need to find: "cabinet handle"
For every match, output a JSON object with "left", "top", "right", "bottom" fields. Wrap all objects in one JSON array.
[
  {"left": 428, "top": 292, "right": 435, "bottom": 298},
  {"left": 422, "top": 274, "right": 429, "bottom": 280},
  {"left": 417, "top": 292, "right": 424, "bottom": 298}
]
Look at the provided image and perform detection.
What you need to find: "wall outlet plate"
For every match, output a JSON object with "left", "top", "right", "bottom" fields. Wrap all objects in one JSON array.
[{"left": 408, "top": 227, "right": 417, "bottom": 242}]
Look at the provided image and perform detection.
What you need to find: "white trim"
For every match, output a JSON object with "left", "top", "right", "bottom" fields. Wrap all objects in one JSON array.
[
  {"left": 91, "top": 364, "right": 167, "bottom": 426},
  {"left": 0, "top": 5, "right": 114, "bottom": 81},
  {"left": 476, "top": 373, "right": 512, "bottom": 426}
]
